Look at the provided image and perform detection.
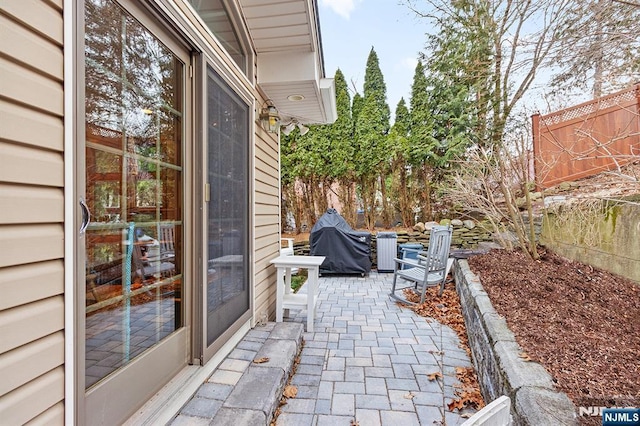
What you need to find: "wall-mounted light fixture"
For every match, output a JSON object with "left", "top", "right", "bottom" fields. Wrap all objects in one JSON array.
[
  {"left": 259, "top": 100, "right": 280, "bottom": 133},
  {"left": 281, "top": 121, "right": 309, "bottom": 136}
]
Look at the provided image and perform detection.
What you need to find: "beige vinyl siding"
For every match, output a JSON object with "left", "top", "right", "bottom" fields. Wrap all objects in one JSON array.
[
  {"left": 0, "top": 224, "right": 64, "bottom": 268},
  {"left": 0, "top": 101, "right": 64, "bottom": 151},
  {"left": 0, "top": 332, "right": 64, "bottom": 397},
  {"left": 0, "top": 142, "right": 64, "bottom": 186},
  {"left": 0, "top": 261, "right": 64, "bottom": 311},
  {"left": 0, "top": 367, "right": 65, "bottom": 426},
  {"left": 1, "top": 58, "right": 64, "bottom": 114},
  {"left": 253, "top": 125, "right": 281, "bottom": 321},
  {"left": 0, "top": 185, "right": 64, "bottom": 224},
  {"left": 0, "top": 14, "right": 63, "bottom": 80},
  {"left": 0, "top": 1, "right": 65, "bottom": 424},
  {"left": 25, "top": 401, "right": 65, "bottom": 426}
]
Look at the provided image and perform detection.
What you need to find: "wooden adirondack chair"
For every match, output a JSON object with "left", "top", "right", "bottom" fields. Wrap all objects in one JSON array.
[{"left": 389, "top": 225, "right": 453, "bottom": 304}]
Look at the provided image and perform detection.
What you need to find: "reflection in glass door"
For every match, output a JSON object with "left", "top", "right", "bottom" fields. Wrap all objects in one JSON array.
[
  {"left": 205, "top": 67, "right": 250, "bottom": 347},
  {"left": 84, "top": 0, "right": 184, "bottom": 390}
]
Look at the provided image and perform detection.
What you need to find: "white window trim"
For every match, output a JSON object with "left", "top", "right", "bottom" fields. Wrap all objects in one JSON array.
[{"left": 63, "top": 0, "right": 76, "bottom": 423}]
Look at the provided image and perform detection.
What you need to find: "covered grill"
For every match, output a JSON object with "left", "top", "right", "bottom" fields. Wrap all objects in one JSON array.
[{"left": 310, "top": 209, "right": 371, "bottom": 275}]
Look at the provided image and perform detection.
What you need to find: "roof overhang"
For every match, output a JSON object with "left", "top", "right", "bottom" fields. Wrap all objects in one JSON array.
[{"left": 238, "top": 0, "right": 337, "bottom": 124}]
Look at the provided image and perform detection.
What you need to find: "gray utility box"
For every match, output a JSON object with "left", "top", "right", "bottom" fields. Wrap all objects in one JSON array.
[{"left": 376, "top": 232, "right": 397, "bottom": 272}]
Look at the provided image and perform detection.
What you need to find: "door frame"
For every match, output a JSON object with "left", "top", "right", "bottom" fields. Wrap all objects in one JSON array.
[
  {"left": 194, "top": 54, "right": 255, "bottom": 365},
  {"left": 75, "top": 0, "right": 194, "bottom": 423}
]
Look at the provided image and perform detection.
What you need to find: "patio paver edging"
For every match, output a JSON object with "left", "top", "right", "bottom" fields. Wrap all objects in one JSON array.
[{"left": 454, "top": 259, "right": 578, "bottom": 425}]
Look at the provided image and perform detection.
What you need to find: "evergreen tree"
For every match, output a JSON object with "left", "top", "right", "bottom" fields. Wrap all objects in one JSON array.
[
  {"left": 392, "top": 98, "right": 410, "bottom": 137},
  {"left": 351, "top": 92, "right": 364, "bottom": 134},
  {"left": 408, "top": 0, "right": 575, "bottom": 259},
  {"left": 363, "top": 48, "right": 391, "bottom": 133},
  {"left": 329, "top": 69, "right": 357, "bottom": 225},
  {"left": 422, "top": 5, "right": 486, "bottom": 173},
  {"left": 354, "top": 47, "right": 391, "bottom": 229},
  {"left": 410, "top": 0, "right": 572, "bottom": 148},
  {"left": 408, "top": 60, "right": 435, "bottom": 220},
  {"left": 388, "top": 98, "right": 413, "bottom": 226},
  {"left": 408, "top": 61, "right": 432, "bottom": 166}
]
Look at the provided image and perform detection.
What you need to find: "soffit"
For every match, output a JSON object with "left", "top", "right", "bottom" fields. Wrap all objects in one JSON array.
[
  {"left": 237, "top": 0, "right": 336, "bottom": 124},
  {"left": 238, "top": 0, "right": 316, "bottom": 53}
]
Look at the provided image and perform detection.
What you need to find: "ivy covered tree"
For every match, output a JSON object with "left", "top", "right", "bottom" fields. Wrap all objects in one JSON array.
[
  {"left": 281, "top": 69, "right": 357, "bottom": 231},
  {"left": 329, "top": 69, "right": 357, "bottom": 226},
  {"left": 280, "top": 120, "right": 330, "bottom": 231},
  {"left": 280, "top": 129, "right": 303, "bottom": 232},
  {"left": 353, "top": 48, "right": 391, "bottom": 229},
  {"left": 388, "top": 97, "right": 414, "bottom": 226},
  {"left": 351, "top": 92, "right": 364, "bottom": 134},
  {"left": 420, "top": 4, "right": 487, "bottom": 212},
  {"left": 408, "top": 60, "right": 435, "bottom": 221}
]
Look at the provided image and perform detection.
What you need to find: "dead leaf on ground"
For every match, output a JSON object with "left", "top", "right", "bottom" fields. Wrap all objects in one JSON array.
[
  {"left": 350, "top": 420, "right": 359, "bottom": 426},
  {"left": 403, "top": 391, "right": 416, "bottom": 400},
  {"left": 427, "top": 371, "right": 443, "bottom": 381},
  {"left": 283, "top": 385, "right": 297, "bottom": 398},
  {"left": 460, "top": 413, "right": 473, "bottom": 418},
  {"left": 447, "top": 398, "right": 465, "bottom": 411},
  {"left": 519, "top": 352, "right": 533, "bottom": 362},
  {"left": 253, "top": 357, "right": 270, "bottom": 364},
  {"left": 447, "top": 367, "right": 485, "bottom": 412}
]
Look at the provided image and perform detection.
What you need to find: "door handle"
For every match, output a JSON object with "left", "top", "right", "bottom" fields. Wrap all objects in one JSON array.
[{"left": 79, "top": 198, "right": 91, "bottom": 234}]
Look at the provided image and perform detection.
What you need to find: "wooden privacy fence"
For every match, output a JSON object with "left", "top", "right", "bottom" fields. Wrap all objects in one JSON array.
[{"left": 532, "top": 83, "right": 640, "bottom": 188}]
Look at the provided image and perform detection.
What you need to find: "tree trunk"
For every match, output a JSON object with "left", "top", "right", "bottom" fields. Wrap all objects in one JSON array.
[
  {"left": 317, "top": 179, "right": 329, "bottom": 215},
  {"left": 417, "top": 165, "right": 432, "bottom": 222},
  {"left": 285, "top": 182, "right": 304, "bottom": 234},
  {"left": 380, "top": 175, "right": 392, "bottom": 228},
  {"left": 496, "top": 153, "right": 538, "bottom": 260},
  {"left": 592, "top": 0, "right": 605, "bottom": 98},
  {"left": 338, "top": 178, "right": 357, "bottom": 227},
  {"left": 398, "top": 163, "right": 412, "bottom": 227},
  {"left": 281, "top": 183, "right": 297, "bottom": 233},
  {"left": 359, "top": 177, "right": 377, "bottom": 230},
  {"left": 301, "top": 179, "right": 316, "bottom": 232}
]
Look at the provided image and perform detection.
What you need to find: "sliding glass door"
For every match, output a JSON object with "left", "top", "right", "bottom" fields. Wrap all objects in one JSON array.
[
  {"left": 203, "top": 66, "right": 250, "bottom": 359},
  {"left": 82, "top": 0, "right": 189, "bottom": 423}
]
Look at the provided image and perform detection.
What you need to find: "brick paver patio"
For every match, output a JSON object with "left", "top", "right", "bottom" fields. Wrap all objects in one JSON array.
[
  {"left": 278, "top": 271, "right": 475, "bottom": 425},
  {"left": 171, "top": 271, "right": 476, "bottom": 425}
]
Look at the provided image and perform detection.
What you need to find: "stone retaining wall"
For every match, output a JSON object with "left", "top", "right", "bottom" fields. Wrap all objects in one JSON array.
[
  {"left": 541, "top": 201, "right": 640, "bottom": 284},
  {"left": 454, "top": 259, "right": 577, "bottom": 425},
  {"left": 290, "top": 220, "right": 495, "bottom": 267}
]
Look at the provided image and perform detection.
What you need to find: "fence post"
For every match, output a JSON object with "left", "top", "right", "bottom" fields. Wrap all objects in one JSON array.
[{"left": 531, "top": 113, "right": 541, "bottom": 190}]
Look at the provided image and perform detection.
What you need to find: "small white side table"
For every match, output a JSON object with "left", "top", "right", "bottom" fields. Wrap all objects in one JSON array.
[{"left": 269, "top": 255, "right": 325, "bottom": 332}]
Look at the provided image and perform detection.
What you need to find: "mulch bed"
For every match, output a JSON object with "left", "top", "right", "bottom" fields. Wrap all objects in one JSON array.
[{"left": 468, "top": 248, "right": 640, "bottom": 424}]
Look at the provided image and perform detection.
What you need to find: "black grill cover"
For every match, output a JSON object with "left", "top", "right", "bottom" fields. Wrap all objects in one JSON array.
[{"left": 310, "top": 209, "right": 372, "bottom": 274}]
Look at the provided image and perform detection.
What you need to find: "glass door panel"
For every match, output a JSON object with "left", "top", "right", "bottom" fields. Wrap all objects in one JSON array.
[
  {"left": 205, "top": 67, "right": 250, "bottom": 347},
  {"left": 84, "top": 0, "right": 184, "bottom": 393}
]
